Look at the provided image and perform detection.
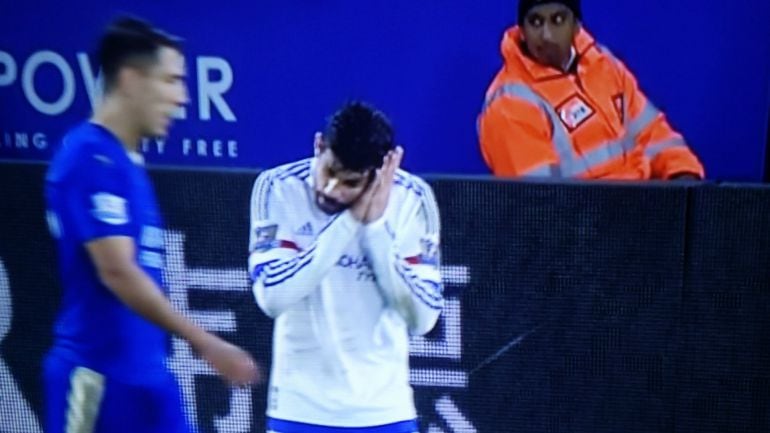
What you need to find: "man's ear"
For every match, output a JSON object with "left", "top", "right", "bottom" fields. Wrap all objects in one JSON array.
[
  {"left": 116, "top": 66, "right": 142, "bottom": 97},
  {"left": 313, "top": 131, "right": 326, "bottom": 156}
]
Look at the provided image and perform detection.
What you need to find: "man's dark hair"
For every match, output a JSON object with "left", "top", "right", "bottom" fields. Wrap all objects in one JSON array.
[
  {"left": 98, "top": 15, "right": 182, "bottom": 92},
  {"left": 324, "top": 101, "right": 395, "bottom": 172}
]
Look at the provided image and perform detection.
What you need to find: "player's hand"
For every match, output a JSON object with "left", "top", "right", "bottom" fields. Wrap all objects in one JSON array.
[
  {"left": 350, "top": 169, "right": 379, "bottom": 223},
  {"left": 196, "top": 333, "right": 261, "bottom": 387},
  {"left": 350, "top": 182, "right": 376, "bottom": 222},
  {"left": 364, "top": 146, "right": 403, "bottom": 224}
]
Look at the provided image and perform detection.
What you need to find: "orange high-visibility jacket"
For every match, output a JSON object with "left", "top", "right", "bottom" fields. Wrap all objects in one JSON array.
[{"left": 478, "top": 27, "right": 705, "bottom": 179}]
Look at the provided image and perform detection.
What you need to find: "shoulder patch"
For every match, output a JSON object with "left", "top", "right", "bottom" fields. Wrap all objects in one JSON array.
[
  {"left": 419, "top": 234, "right": 441, "bottom": 266},
  {"left": 252, "top": 224, "right": 279, "bottom": 252},
  {"left": 91, "top": 192, "right": 129, "bottom": 225}
]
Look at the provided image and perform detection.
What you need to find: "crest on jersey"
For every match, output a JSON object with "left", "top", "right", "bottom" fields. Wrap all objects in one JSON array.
[
  {"left": 252, "top": 224, "right": 278, "bottom": 252},
  {"left": 557, "top": 94, "right": 595, "bottom": 131}
]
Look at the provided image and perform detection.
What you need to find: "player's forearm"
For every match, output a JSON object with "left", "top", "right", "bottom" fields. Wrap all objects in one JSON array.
[
  {"left": 97, "top": 263, "right": 208, "bottom": 345},
  {"left": 360, "top": 218, "right": 399, "bottom": 303},
  {"left": 362, "top": 220, "right": 443, "bottom": 334},
  {"left": 252, "top": 211, "right": 361, "bottom": 317},
  {"left": 372, "top": 256, "right": 443, "bottom": 335},
  {"left": 389, "top": 280, "right": 443, "bottom": 335}
]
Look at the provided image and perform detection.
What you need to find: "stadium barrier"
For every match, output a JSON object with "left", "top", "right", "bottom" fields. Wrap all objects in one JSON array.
[{"left": 1, "top": 163, "right": 768, "bottom": 433}]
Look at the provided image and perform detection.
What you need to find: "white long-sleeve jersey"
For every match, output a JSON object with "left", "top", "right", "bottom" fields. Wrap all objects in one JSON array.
[{"left": 248, "top": 158, "right": 444, "bottom": 427}]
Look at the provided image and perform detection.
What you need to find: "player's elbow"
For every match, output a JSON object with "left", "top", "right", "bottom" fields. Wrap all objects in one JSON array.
[
  {"left": 252, "top": 281, "right": 282, "bottom": 318},
  {"left": 402, "top": 295, "right": 443, "bottom": 335},
  {"left": 392, "top": 287, "right": 443, "bottom": 335},
  {"left": 96, "top": 262, "right": 140, "bottom": 294},
  {"left": 252, "top": 281, "right": 278, "bottom": 319},
  {"left": 409, "top": 311, "right": 441, "bottom": 336}
]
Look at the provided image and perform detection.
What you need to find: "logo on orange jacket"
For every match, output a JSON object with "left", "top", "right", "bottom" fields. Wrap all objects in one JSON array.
[{"left": 557, "top": 95, "right": 595, "bottom": 131}]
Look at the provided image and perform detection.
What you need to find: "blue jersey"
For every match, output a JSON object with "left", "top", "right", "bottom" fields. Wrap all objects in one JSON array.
[{"left": 45, "top": 122, "right": 168, "bottom": 383}]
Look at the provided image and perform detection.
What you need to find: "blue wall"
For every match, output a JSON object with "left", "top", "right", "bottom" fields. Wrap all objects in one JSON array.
[{"left": 1, "top": 0, "right": 769, "bottom": 180}]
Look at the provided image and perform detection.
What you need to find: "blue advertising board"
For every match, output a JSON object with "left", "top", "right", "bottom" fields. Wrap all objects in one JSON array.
[{"left": 1, "top": 0, "right": 769, "bottom": 180}]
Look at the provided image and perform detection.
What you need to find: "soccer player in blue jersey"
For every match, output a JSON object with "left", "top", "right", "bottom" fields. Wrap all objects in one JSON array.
[
  {"left": 43, "top": 16, "right": 259, "bottom": 433},
  {"left": 249, "top": 102, "right": 444, "bottom": 433}
]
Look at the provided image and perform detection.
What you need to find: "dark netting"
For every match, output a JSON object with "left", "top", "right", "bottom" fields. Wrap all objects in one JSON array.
[
  {"left": 675, "top": 184, "right": 770, "bottom": 433},
  {"left": 0, "top": 163, "right": 55, "bottom": 432},
  {"left": 0, "top": 164, "right": 768, "bottom": 433},
  {"left": 428, "top": 178, "right": 687, "bottom": 433}
]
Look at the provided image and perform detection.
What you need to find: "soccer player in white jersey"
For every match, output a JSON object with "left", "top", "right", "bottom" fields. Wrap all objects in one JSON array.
[{"left": 248, "top": 101, "right": 444, "bottom": 433}]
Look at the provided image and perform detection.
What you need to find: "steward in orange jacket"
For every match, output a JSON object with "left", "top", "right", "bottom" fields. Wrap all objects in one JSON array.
[{"left": 478, "top": 0, "right": 704, "bottom": 180}]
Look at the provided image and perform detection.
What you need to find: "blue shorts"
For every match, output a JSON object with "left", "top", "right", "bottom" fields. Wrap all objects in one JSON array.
[
  {"left": 43, "top": 354, "right": 191, "bottom": 433},
  {"left": 267, "top": 418, "right": 419, "bottom": 433}
]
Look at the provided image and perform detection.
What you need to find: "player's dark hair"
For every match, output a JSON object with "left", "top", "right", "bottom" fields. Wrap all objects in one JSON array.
[
  {"left": 324, "top": 101, "right": 395, "bottom": 172},
  {"left": 98, "top": 15, "right": 182, "bottom": 93}
]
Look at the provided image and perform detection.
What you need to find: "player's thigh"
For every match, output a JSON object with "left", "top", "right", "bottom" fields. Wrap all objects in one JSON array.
[
  {"left": 149, "top": 375, "right": 191, "bottom": 433},
  {"left": 42, "top": 357, "right": 106, "bottom": 433},
  {"left": 42, "top": 355, "right": 71, "bottom": 433},
  {"left": 95, "top": 374, "right": 190, "bottom": 433},
  {"left": 43, "top": 358, "right": 189, "bottom": 433}
]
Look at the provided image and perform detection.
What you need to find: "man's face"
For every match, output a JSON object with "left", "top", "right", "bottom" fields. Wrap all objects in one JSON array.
[
  {"left": 521, "top": 3, "right": 579, "bottom": 70},
  {"left": 129, "top": 47, "right": 188, "bottom": 137},
  {"left": 313, "top": 148, "right": 373, "bottom": 215}
]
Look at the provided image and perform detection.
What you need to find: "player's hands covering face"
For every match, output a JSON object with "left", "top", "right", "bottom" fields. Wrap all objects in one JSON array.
[{"left": 351, "top": 146, "right": 404, "bottom": 224}]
